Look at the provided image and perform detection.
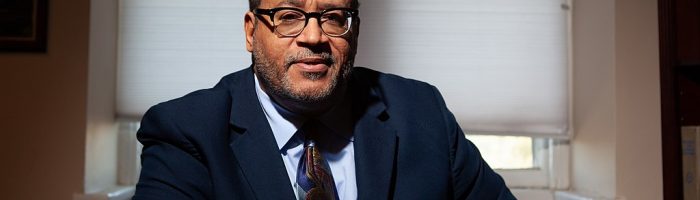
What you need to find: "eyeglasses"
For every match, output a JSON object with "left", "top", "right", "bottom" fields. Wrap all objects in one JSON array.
[{"left": 253, "top": 7, "right": 359, "bottom": 37}]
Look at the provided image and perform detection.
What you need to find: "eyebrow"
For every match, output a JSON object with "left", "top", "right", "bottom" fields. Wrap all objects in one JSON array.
[
  {"left": 276, "top": 0, "right": 304, "bottom": 8},
  {"left": 319, "top": 2, "right": 348, "bottom": 9}
]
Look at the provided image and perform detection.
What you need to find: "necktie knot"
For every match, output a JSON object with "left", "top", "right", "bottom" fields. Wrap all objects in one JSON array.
[
  {"left": 296, "top": 120, "right": 338, "bottom": 200},
  {"left": 300, "top": 119, "right": 322, "bottom": 142}
]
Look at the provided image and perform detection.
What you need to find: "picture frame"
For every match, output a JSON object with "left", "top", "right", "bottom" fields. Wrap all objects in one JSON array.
[{"left": 0, "top": 0, "right": 48, "bottom": 52}]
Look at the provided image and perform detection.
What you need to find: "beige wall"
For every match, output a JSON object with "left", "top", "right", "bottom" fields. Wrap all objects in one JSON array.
[
  {"left": 572, "top": 0, "right": 618, "bottom": 197},
  {"left": 614, "top": 0, "right": 662, "bottom": 198},
  {"left": 0, "top": 0, "right": 91, "bottom": 199},
  {"left": 572, "top": 0, "right": 663, "bottom": 199}
]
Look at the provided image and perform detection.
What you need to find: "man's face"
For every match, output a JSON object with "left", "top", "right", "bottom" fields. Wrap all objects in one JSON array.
[{"left": 245, "top": 0, "right": 359, "bottom": 114}]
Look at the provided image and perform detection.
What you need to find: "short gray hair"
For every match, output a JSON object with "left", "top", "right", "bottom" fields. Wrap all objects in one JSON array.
[{"left": 248, "top": 0, "right": 360, "bottom": 11}]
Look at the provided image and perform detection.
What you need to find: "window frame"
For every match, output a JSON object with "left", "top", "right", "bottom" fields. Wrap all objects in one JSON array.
[
  {"left": 468, "top": 135, "right": 571, "bottom": 190},
  {"left": 111, "top": 0, "right": 576, "bottom": 199}
]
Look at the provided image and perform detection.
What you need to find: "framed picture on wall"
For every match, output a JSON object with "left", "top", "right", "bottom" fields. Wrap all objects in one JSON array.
[{"left": 0, "top": 0, "right": 48, "bottom": 52}]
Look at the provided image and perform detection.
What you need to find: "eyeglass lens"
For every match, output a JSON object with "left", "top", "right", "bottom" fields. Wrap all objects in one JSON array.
[{"left": 272, "top": 9, "right": 352, "bottom": 36}]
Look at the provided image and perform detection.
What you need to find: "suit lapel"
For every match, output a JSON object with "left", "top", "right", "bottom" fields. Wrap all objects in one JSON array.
[
  {"left": 351, "top": 74, "right": 399, "bottom": 199},
  {"left": 227, "top": 68, "right": 296, "bottom": 200},
  {"left": 226, "top": 67, "right": 399, "bottom": 199}
]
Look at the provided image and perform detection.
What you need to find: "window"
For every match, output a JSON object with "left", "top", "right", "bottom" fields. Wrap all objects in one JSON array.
[
  {"left": 117, "top": 0, "right": 572, "bottom": 198},
  {"left": 467, "top": 135, "right": 569, "bottom": 190},
  {"left": 355, "top": 0, "right": 571, "bottom": 137},
  {"left": 117, "top": 0, "right": 251, "bottom": 117},
  {"left": 466, "top": 135, "right": 536, "bottom": 170},
  {"left": 353, "top": 0, "right": 572, "bottom": 193}
]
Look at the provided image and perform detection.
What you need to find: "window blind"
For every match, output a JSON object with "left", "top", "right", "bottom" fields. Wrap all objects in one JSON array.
[
  {"left": 355, "top": 0, "right": 570, "bottom": 136},
  {"left": 117, "top": 0, "right": 250, "bottom": 118},
  {"left": 118, "top": 0, "right": 570, "bottom": 136}
]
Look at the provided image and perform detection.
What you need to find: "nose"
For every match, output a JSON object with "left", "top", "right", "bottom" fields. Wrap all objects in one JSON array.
[{"left": 295, "top": 18, "right": 329, "bottom": 46}]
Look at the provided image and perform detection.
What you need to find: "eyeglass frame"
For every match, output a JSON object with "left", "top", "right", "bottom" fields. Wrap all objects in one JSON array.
[{"left": 252, "top": 7, "right": 359, "bottom": 37}]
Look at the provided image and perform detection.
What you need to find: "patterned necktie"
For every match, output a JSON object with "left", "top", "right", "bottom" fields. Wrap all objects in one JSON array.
[{"left": 296, "top": 122, "right": 339, "bottom": 200}]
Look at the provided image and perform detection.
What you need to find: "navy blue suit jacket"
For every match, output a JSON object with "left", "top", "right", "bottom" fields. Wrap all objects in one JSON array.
[{"left": 134, "top": 67, "right": 515, "bottom": 199}]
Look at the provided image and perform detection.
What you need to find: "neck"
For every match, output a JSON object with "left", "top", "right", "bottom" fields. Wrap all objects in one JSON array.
[{"left": 266, "top": 82, "right": 348, "bottom": 118}]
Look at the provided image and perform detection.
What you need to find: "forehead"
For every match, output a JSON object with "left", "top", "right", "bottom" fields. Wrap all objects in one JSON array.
[{"left": 260, "top": 0, "right": 353, "bottom": 9}]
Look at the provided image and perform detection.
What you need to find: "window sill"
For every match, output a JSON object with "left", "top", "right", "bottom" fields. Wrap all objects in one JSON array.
[
  {"left": 511, "top": 189, "right": 605, "bottom": 200},
  {"left": 72, "top": 186, "right": 606, "bottom": 200},
  {"left": 74, "top": 186, "right": 135, "bottom": 200}
]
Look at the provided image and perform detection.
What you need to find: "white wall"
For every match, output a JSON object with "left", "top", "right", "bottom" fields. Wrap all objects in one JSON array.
[
  {"left": 85, "top": 0, "right": 120, "bottom": 194},
  {"left": 571, "top": 0, "right": 617, "bottom": 197}
]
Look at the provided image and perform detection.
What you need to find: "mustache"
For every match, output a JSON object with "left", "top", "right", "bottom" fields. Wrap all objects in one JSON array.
[{"left": 284, "top": 49, "right": 336, "bottom": 67}]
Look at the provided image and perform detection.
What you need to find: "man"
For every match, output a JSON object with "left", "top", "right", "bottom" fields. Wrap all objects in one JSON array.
[{"left": 134, "top": 0, "right": 515, "bottom": 199}]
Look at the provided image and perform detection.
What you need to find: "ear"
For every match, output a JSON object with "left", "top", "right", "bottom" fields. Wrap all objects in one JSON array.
[{"left": 244, "top": 12, "right": 256, "bottom": 52}]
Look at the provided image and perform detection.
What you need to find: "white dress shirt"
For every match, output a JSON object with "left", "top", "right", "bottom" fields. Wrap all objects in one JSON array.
[{"left": 254, "top": 76, "right": 358, "bottom": 200}]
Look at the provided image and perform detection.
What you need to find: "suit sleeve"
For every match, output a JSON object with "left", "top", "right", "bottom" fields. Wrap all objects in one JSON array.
[
  {"left": 133, "top": 104, "right": 213, "bottom": 200},
  {"left": 430, "top": 86, "right": 517, "bottom": 200}
]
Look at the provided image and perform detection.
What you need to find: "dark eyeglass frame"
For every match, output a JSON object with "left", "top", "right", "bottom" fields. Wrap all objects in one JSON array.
[{"left": 253, "top": 7, "right": 359, "bottom": 37}]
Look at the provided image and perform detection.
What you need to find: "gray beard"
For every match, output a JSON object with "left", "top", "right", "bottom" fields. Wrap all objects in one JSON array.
[{"left": 252, "top": 44, "right": 354, "bottom": 104}]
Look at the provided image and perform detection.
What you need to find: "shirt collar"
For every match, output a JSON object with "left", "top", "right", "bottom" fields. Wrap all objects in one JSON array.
[{"left": 254, "top": 75, "right": 304, "bottom": 151}]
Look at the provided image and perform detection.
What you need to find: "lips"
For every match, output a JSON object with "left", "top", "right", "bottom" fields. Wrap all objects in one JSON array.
[{"left": 292, "top": 57, "right": 330, "bottom": 72}]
